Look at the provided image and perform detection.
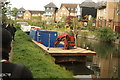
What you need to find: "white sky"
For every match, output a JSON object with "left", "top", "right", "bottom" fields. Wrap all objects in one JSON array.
[{"left": 9, "top": 0, "right": 99, "bottom": 11}]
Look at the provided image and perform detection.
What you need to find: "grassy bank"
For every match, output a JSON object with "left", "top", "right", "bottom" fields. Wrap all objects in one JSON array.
[{"left": 12, "top": 30, "right": 74, "bottom": 78}]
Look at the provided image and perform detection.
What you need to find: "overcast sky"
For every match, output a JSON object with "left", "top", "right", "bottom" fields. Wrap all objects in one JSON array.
[
  {"left": 9, "top": 0, "right": 120, "bottom": 10},
  {"left": 10, "top": 0, "right": 100, "bottom": 10}
]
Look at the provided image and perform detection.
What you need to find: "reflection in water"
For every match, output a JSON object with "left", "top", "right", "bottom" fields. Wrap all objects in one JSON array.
[
  {"left": 59, "top": 37, "right": 120, "bottom": 79},
  {"left": 58, "top": 62, "right": 94, "bottom": 75}
]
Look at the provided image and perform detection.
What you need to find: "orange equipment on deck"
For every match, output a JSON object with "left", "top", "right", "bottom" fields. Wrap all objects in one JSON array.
[{"left": 54, "top": 34, "right": 75, "bottom": 49}]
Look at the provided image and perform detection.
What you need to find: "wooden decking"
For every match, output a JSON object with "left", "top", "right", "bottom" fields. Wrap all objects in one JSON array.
[
  {"left": 32, "top": 40, "right": 96, "bottom": 56},
  {"left": 32, "top": 40, "right": 96, "bottom": 62}
]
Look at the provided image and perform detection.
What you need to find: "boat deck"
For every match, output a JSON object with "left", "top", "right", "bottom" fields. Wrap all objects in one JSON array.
[{"left": 32, "top": 40, "right": 96, "bottom": 56}]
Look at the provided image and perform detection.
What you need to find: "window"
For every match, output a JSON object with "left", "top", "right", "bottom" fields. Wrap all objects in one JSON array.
[
  {"left": 39, "top": 14, "right": 41, "bottom": 16},
  {"left": 64, "top": 12, "right": 66, "bottom": 15},
  {"left": 62, "top": 8, "right": 65, "bottom": 10},
  {"left": 104, "top": 9, "right": 106, "bottom": 14},
  {"left": 75, "top": 8, "right": 77, "bottom": 11},
  {"left": 68, "top": 8, "right": 70, "bottom": 10},
  {"left": 71, "top": 8, "right": 74, "bottom": 11},
  {"left": 26, "top": 14, "right": 28, "bottom": 16},
  {"left": 60, "top": 12, "right": 62, "bottom": 16},
  {"left": 70, "top": 13, "right": 72, "bottom": 16},
  {"left": 34, "top": 14, "right": 36, "bottom": 16},
  {"left": 56, "top": 13, "right": 58, "bottom": 16},
  {"left": 47, "top": 12, "right": 49, "bottom": 14},
  {"left": 32, "top": 14, "right": 35, "bottom": 16}
]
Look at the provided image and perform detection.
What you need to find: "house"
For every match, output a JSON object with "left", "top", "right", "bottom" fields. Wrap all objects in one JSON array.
[
  {"left": 44, "top": 2, "right": 58, "bottom": 23},
  {"left": 23, "top": 10, "right": 45, "bottom": 19},
  {"left": 96, "top": 0, "right": 120, "bottom": 33},
  {"left": 55, "top": 0, "right": 97, "bottom": 23},
  {"left": 78, "top": 0, "right": 97, "bottom": 21},
  {"left": 96, "top": 1, "right": 107, "bottom": 28},
  {"left": 16, "top": 7, "right": 25, "bottom": 20},
  {"left": 55, "top": 3, "right": 78, "bottom": 22}
]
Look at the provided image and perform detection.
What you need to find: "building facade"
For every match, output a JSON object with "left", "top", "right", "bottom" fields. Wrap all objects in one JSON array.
[
  {"left": 16, "top": 7, "right": 25, "bottom": 20},
  {"left": 44, "top": 2, "right": 58, "bottom": 24},
  {"left": 23, "top": 10, "right": 45, "bottom": 19},
  {"left": 78, "top": 0, "right": 97, "bottom": 21},
  {"left": 55, "top": 3, "right": 78, "bottom": 22},
  {"left": 96, "top": 0, "right": 120, "bottom": 33}
]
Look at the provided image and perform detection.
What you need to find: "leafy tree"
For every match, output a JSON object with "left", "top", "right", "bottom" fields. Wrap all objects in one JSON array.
[
  {"left": 11, "top": 7, "right": 18, "bottom": 17},
  {"left": 1, "top": 1, "right": 10, "bottom": 23},
  {"left": 2, "top": 13, "right": 8, "bottom": 23},
  {"left": 72, "top": 17, "right": 80, "bottom": 47},
  {"left": 66, "top": 16, "right": 76, "bottom": 27}
]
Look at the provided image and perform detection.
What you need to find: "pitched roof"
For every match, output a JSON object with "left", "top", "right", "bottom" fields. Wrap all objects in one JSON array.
[
  {"left": 60, "top": 3, "right": 78, "bottom": 13},
  {"left": 44, "top": 2, "right": 57, "bottom": 8},
  {"left": 96, "top": 1, "right": 106, "bottom": 9},
  {"left": 16, "top": 7, "right": 25, "bottom": 17},
  {"left": 80, "top": 0, "right": 97, "bottom": 8},
  {"left": 61, "top": 3, "right": 78, "bottom": 9},
  {"left": 28, "top": 10, "right": 45, "bottom": 15},
  {"left": 18, "top": 7, "right": 25, "bottom": 12}
]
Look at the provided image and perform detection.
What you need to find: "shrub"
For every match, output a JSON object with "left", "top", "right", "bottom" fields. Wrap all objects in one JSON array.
[
  {"left": 58, "top": 24, "right": 65, "bottom": 28},
  {"left": 96, "top": 27, "right": 116, "bottom": 42}
]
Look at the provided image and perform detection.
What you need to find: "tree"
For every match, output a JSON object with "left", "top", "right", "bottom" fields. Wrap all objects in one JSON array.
[
  {"left": 66, "top": 16, "right": 76, "bottom": 29},
  {"left": 72, "top": 17, "right": 79, "bottom": 47},
  {"left": 1, "top": 1, "right": 10, "bottom": 23},
  {"left": 11, "top": 7, "right": 18, "bottom": 17},
  {"left": 2, "top": 13, "right": 8, "bottom": 23}
]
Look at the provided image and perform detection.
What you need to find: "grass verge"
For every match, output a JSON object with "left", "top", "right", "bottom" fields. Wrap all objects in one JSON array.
[{"left": 12, "top": 30, "right": 74, "bottom": 78}]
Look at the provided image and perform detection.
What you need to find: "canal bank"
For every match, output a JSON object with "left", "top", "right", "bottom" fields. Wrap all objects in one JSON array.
[
  {"left": 77, "top": 30, "right": 120, "bottom": 45},
  {"left": 13, "top": 29, "right": 120, "bottom": 79},
  {"left": 12, "top": 30, "right": 75, "bottom": 78}
]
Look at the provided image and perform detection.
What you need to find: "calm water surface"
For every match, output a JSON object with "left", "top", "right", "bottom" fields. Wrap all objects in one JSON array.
[{"left": 58, "top": 37, "right": 120, "bottom": 79}]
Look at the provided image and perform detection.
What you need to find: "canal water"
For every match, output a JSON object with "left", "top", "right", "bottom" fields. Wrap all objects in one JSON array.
[{"left": 58, "top": 37, "right": 120, "bottom": 79}]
